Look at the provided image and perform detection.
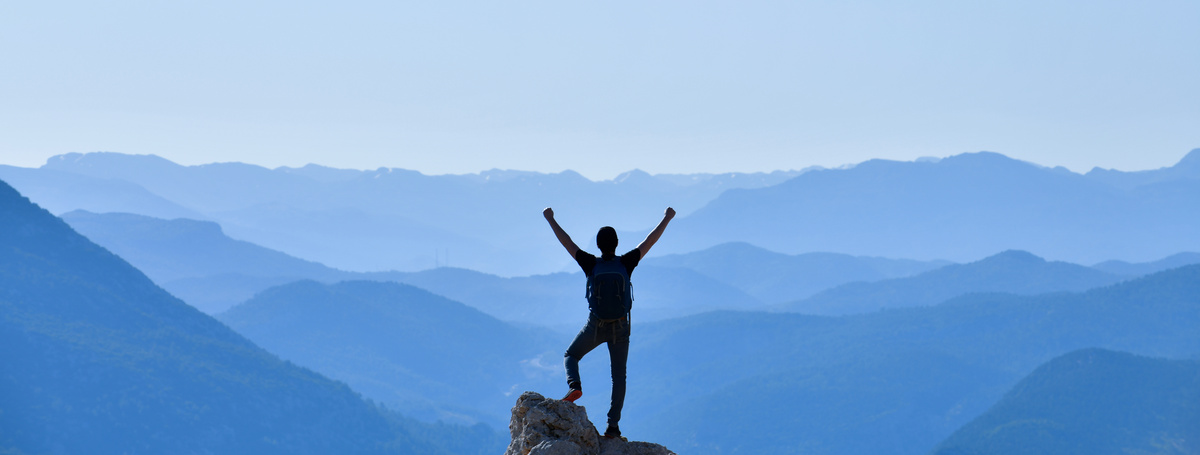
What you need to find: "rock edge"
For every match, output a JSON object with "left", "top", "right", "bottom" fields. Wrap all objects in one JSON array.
[{"left": 505, "top": 391, "right": 675, "bottom": 455}]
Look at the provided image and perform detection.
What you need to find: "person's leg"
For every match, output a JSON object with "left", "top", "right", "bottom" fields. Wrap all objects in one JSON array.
[
  {"left": 605, "top": 319, "right": 631, "bottom": 430},
  {"left": 564, "top": 315, "right": 602, "bottom": 393}
]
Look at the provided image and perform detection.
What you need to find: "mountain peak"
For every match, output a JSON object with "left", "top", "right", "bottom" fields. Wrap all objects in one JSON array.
[
  {"left": 505, "top": 391, "right": 675, "bottom": 455},
  {"left": 612, "top": 169, "right": 655, "bottom": 183},
  {"left": 938, "top": 151, "right": 1041, "bottom": 170},
  {"left": 43, "top": 152, "right": 182, "bottom": 172},
  {"left": 1176, "top": 148, "right": 1200, "bottom": 171},
  {"left": 1083, "top": 148, "right": 1200, "bottom": 189},
  {"left": 839, "top": 151, "right": 1043, "bottom": 180},
  {"left": 976, "top": 250, "right": 1046, "bottom": 265}
]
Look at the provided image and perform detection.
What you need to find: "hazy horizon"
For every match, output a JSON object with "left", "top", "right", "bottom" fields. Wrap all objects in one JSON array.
[
  {"left": 7, "top": 147, "right": 1197, "bottom": 182},
  {"left": 4, "top": 1, "right": 1198, "bottom": 179}
]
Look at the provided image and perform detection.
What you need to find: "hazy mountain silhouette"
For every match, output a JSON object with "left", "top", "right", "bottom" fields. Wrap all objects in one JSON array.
[
  {"left": 11, "top": 151, "right": 802, "bottom": 275},
  {"left": 218, "top": 280, "right": 557, "bottom": 428},
  {"left": 162, "top": 273, "right": 309, "bottom": 314},
  {"left": 1084, "top": 147, "right": 1200, "bottom": 190},
  {"left": 389, "top": 265, "right": 766, "bottom": 329},
  {"left": 622, "top": 265, "right": 1200, "bottom": 454},
  {"left": 62, "top": 210, "right": 343, "bottom": 283},
  {"left": 210, "top": 202, "right": 509, "bottom": 273},
  {"left": 10, "top": 145, "right": 1199, "bottom": 455},
  {"left": 931, "top": 348, "right": 1200, "bottom": 455},
  {"left": 1092, "top": 251, "right": 1200, "bottom": 277},
  {"left": 277, "top": 163, "right": 370, "bottom": 183},
  {"left": 0, "top": 179, "right": 501, "bottom": 455},
  {"left": 0, "top": 164, "right": 202, "bottom": 220},
  {"left": 648, "top": 349, "right": 1012, "bottom": 455},
  {"left": 41, "top": 152, "right": 325, "bottom": 213},
  {"left": 62, "top": 211, "right": 762, "bottom": 324},
  {"left": 669, "top": 150, "right": 1200, "bottom": 264},
  {"left": 782, "top": 250, "right": 1126, "bottom": 315},
  {"left": 645, "top": 241, "right": 950, "bottom": 303},
  {"left": 8, "top": 149, "right": 1199, "bottom": 272},
  {"left": 61, "top": 210, "right": 350, "bottom": 313}
]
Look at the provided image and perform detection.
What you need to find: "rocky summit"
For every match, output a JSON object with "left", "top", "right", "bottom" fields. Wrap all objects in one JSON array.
[{"left": 505, "top": 392, "right": 676, "bottom": 455}]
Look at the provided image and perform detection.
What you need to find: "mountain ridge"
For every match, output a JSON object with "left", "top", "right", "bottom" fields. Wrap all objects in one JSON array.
[
  {"left": 0, "top": 178, "right": 501, "bottom": 455},
  {"left": 781, "top": 249, "right": 1126, "bottom": 315},
  {"left": 61, "top": 210, "right": 767, "bottom": 324},
  {"left": 626, "top": 264, "right": 1200, "bottom": 454},
  {"left": 670, "top": 149, "right": 1200, "bottom": 264},
  {"left": 931, "top": 348, "right": 1200, "bottom": 455},
  {"left": 10, "top": 149, "right": 1200, "bottom": 273},
  {"left": 20, "top": 151, "right": 806, "bottom": 275},
  {"left": 218, "top": 279, "right": 555, "bottom": 428},
  {"left": 1085, "top": 147, "right": 1200, "bottom": 190},
  {"left": 645, "top": 241, "right": 951, "bottom": 303}
]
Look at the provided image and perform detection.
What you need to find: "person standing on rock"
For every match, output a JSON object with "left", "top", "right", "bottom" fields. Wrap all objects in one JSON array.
[{"left": 542, "top": 206, "right": 676, "bottom": 439}]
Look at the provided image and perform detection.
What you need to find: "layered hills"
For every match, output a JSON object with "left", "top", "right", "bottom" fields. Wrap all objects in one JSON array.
[
  {"left": 671, "top": 150, "right": 1200, "bottom": 264},
  {"left": 621, "top": 265, "right": 1200, "bottom": 454},
  {"left": 61, "top": 210, "right": 763, "bottom": 323},
  {"left": 0, "top": 179, "right": 501, "bottom": 454},
  {"left": 218, "top": 280, "right": 558, "bottom": 427},
  {"left": 932, "top": 348, "right": 1200, "bottom": 455},
  {"left": 1093, "top": 251, "right": 1200, "bottom": 276},
  {"left": 63, "top": 210, "right": 1197, "bottom": 325},
  {"left": 0, "top": 163, "right": 202, "bottom": 220},
  {"left": 61, "top": 210, "right": 347, "bottom": 313},
  {"left": 782, "top": 249, "right": 1127, "bottom": 315},
  {"left": 4, "top": 149, "right": 1198, "bottom": 275},
  {"left": 5, "top": 149, "right": 1200, "bottom": 454},
  {"left": 1, "top": 152, "right": 802, "bottom": 275},
  {"left": 645, "top": 241, "right": 949, "bottom": 303},
  {"left": 1085, "top": 147, "right": 1200, "bottom": 189}
]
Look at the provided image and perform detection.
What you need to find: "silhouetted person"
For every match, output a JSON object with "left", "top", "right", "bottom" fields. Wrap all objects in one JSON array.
[{"left": 542, "top": 207, "right": 676, "bottom": 439}]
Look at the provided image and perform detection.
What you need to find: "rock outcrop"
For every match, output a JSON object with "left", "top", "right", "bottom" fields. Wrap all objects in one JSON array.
[{"left": 505, "top": 392, "right": 676, "bottom": 455}]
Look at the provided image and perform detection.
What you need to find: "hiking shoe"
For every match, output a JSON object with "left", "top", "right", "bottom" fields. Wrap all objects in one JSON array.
[
  {"left": 603, "top": 424, "right": 621, "bottom": 439},
  {"left": 561, "top": 389, "right": 582, "bottom": 403}
]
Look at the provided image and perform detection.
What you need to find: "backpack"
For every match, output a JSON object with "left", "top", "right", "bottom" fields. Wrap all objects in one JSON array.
[{"left": 586, "top": 258, "right": 633, "bottom": 320}]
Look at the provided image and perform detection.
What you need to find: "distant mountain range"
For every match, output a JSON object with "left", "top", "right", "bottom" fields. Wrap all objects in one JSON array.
[
  {"left": 383, "top": 265, "right": 766, "bottom": 330},
  {"left": 61, "top": 210, "right": 347, "bottom": 313},
  {"left": 0, "top": 164, "right": 203, "bottom": 220},
  {"left": 61, "top": 210, "right": 343, "bottom": 284},
  {"left": 781, "top": 249, "right": 1128, "bottom": 315},
  {"left": 63, "top": 210, "right": 1198, "bottom": 325},
  {"left": 1085, "top": 148, "right": 1200, "bottom": 189},
  {"left": 669, "top": 149, "right": 1200, "bottom": 264},
  {"left": 7, "top": 173, "right": 1199, "bottom": 455},
  {"left": 1092, "top": 252, "right": 1200, "bottom": 277},
  {"left": 0, "top": 152, "right": 803, "bottom": 276},
  {"left": 219, "top": 280, "right": 557, "bottom": 428},
  {"left": 622, "top": 265, "right": 1200, "bottom": 454},
  {"left": 0, "top": 180, "right": 502, "bottom": 454},
  {"left": 645, "top": 241, "right": 950, "bottom": 303},
  {"left": 4, "top": 149, "right": 1198, "bottom": 274},
  {"left": 932, "top": 348, "right": 1200, "bottom": 455},
  {"left": 61, "top": 210, "right": 763, "bottom": 324}
]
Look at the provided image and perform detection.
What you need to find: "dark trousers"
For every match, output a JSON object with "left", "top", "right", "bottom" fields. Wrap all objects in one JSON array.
[{"left": 564, "top": 313, "right": 630, "bottom": 426}]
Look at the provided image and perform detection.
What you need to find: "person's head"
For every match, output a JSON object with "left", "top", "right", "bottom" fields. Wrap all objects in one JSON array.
[{"left": 596, "top": 226, "right": 618, "bottom": 257}]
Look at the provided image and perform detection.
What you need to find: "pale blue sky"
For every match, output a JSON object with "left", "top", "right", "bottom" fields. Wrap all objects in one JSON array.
[{"left": 2, "top": 0, "right": 1197, "bottom": 179}]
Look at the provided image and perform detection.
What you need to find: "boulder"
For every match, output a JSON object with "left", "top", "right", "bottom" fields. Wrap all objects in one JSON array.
[{"left": 505, "top": 392, "right": 675, "bottom": 455}]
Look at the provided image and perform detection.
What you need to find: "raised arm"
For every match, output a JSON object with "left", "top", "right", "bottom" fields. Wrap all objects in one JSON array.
[
  {"left": 637, "top": 207, "right": 676, "bottom": 258},
  {"left": 543, "top": 208, "right": 580, "bottom": 259}
]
